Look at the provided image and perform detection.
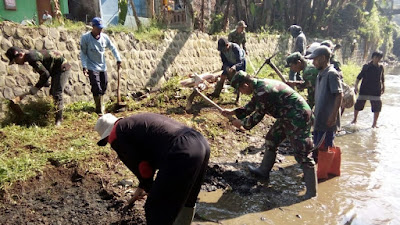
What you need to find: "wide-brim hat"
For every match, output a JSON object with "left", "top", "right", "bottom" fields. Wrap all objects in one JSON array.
[{"left": 95, "top": 113, "right": 118, "bottom": 146}]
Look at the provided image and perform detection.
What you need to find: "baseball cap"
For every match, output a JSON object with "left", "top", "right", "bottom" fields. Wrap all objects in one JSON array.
[
  {"left": 306, "top": 46, "right": 331, "bottom": 59},
  {"left": 231, "top": 70, "right": 248, "bottom": 89},
  {"left": 95, "top": 113, "right": 118, "bottom": 146},
  {"left": 285, "top": 52, "right": 303, "bottom": 67},
  {"left": 92, "top": 17, "right": 104, "bottom": 29},
  {"left": 218, "top": 38, "right": 228, "bottom": 51},
  {"left": 237, "top": 20, "right": 247, "bottom": 28},
  {"left": 5, "top": 46, "right": 21, "bottom": 65}
]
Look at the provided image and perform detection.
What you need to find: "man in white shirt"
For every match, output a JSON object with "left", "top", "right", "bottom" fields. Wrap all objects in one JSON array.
[{"left": 80, "top": 17, "right": 122, "bottom": 114}]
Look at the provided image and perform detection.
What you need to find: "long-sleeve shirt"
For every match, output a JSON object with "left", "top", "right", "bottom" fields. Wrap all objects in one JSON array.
[
  {"left": 234, "top": 78, "right": 311, "bottom": 130},
  {"left": 80, "top": 32, "right": 121, "bottom": 72},
  {"left": 220, "top": 43, "right": 246, "bottom": 71},
  {"left": 25, "top": 50, "right": 68, "bottom": 89},
  {"left": 294, "top": 32, "right": 307, "bottom": 56},
  {"left": 109, "top": 113, "right": 190, "bottom": 192}
]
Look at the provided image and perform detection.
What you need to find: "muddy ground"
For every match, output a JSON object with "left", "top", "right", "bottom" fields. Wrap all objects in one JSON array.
[{"left": 0, "top": 101, "right": 306, "bottom": 224}]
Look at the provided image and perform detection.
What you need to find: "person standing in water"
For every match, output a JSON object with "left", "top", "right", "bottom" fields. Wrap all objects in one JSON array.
[{"left": 352, "top": 51, "right": 385, "bottom": 128}]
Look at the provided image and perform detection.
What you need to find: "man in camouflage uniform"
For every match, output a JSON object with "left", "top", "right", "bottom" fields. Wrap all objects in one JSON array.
[
  {"left": 221, "top": 71, "right": 317, "bottom": 199},
  {"left": 6, "top": 46, "right": 71, "bottom": 126},
  {"left": 228, "top": 20, "right": 247, "bottom": 54},
  {"left": 285, "top": 52, "right": 319, "bottom": 108}
]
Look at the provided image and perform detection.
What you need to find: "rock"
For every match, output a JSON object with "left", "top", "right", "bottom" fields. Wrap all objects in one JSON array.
[
  {"left": 43, "top": 38, "right": 55, "bottom": 50},
  {"left": 38, "top": 25, "right": 48, "bottom": 37},
  {"left": 118, "top": 179, "right": 134, "bottom": 187},
  {"left": 16, "top": 27, "right": 28, "bottom": 38},
  {"left": 2, "top": 24, "right": 15, "bottom": 37},
  {"left": 35, "top": 39, "right": 44, "bottom": 50},
  {"left": 1, "top": 38, "right": 12, "bottom": 51},
  {"left": 59, "top": 30, "right": 68, "bottom": 41},
  {"left": 21, "top": 38, "right": 34, "bottom": 49},
  {"left": 49, "top": 27, "right": 59, "bottom": 40},
  {"left": 66, "top": 40, "right": 76, "bottom": 51},
  {"left": 74, "top": 85, "right": 84, "bottom": 96},
  {"left": 3, "top": 87, "right": 14, "bottom": 99}
]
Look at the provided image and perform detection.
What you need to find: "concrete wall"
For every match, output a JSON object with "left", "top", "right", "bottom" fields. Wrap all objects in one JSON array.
[
  {"left": 0, "top": 21, "right": 291, "bottom": 117},
  {"left": 0, "top": 0, "right": 38, "bottom": 24}
]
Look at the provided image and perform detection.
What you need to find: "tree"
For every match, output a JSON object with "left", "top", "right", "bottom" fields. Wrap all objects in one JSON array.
[{"left": 129, "top": 0, "right": 142, "bottom": 30}]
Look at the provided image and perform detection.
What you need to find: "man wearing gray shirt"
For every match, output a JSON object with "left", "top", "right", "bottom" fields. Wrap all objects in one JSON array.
[
  {"left": 288, "top": 25, "right": 307, "bottom": 81},
  {"left": 80, "top": 17, "right": 122, "bottom": 115},
  {"left": 306, "top": 46, "right": 343, "bottom": 156}
]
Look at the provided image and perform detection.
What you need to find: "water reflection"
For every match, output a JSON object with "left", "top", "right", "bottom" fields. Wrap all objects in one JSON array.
[{"left": 196, "top": 74, "right": 400, "bottom": 225}]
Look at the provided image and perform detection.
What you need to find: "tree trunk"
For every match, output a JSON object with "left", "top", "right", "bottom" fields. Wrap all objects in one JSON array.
[
  {"left": 222, "top": 0, "right": 231, "bottom": 31},
  {"left": 129, "top": 0, "right": 142, "bottom": 29},
  {"left": 183, "top": 0, "right": 195, "bottom": 28},
  {"left": 234, "top": 0, "right": 241, "bottom": 22},
  {"left": 148, "top": 0, "right": 155, "bottom": 18},
  {"left": 200, "top": 0, "right": 205, "bottom": 31}
]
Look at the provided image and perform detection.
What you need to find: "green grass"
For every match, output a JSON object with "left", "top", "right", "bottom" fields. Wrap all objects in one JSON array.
[
  {"left": 106, "top": 20, "right": 166, "bottom": 43},
  {"left": 342, "top": 62, "right": 361, "bottom": 86}
]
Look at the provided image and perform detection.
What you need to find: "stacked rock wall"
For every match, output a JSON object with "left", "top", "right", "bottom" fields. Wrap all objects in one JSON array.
[{"left": 0, "top": 21, "right": 290, "bottom": 117}]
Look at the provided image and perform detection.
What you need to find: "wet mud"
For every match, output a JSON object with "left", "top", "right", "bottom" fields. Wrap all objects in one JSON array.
[{"left": 0, "top": 161, "right": 147, "bottom": 225}]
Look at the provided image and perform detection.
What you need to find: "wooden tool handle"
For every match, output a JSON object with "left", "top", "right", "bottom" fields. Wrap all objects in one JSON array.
[
  {"left": 266, "top": 61, "right": 287, "bottom": 83},
  {"left": 194, "top": 88, "right": 235, "bottom": 121}
]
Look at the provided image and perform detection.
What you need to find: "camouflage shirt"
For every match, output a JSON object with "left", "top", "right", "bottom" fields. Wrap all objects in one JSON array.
[
  {"left": 234, "top": 78, "right": 311, "bottom": 130},
  {"left": 26, "top": 50, "right": 67, "bottom": 89},
  {"left": 228, "top": 30, "right": 246, "bottom": 50},
  {"left": 330, "top": 54, "right": 341, "bottom": 72},
  {"left": 298, "top": 62, "right": 319, "bottom": 108}
]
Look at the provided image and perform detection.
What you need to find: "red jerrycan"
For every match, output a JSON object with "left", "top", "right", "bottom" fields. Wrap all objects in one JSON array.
[
  {"left": 317, "top": 149, "right": 335, "bottom": 180},
  {"left": 328, "top": 146, "right": 341, "bottom": 176}
]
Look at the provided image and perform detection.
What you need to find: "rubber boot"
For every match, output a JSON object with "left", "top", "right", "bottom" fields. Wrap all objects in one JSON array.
[
  {"left": 302, "top": 165, "right": 317, "bottom": 199},
  {"left": 173, "top": 205, "right": 196, "bottom": 225},
  {"left": 55, "top": 110, "right": 63, "bottom": 126},
  {"left": 94, "top": 95, "right": 104, "bottom": 115},
  {"left": 248, "top": 150, "right": 276, "bottom": 180},
  {"left": 211, "top": 77, "right": 225, "bottom": 98}
]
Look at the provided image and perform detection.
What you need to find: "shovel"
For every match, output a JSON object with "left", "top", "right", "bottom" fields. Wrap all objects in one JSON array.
[
  {"left": 8, "top": 92, "right": 29, "bottom": 116},
  {"left": 114, "top": 67, "right": 127, "bottom": 112}
]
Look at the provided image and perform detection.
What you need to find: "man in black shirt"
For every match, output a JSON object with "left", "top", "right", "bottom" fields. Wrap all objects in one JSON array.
[
  {"left": 95, "top": 113, "right": 210, "bottom": 225},
  {"left": 352, "top": 51, "right": 385, "bottom": 128}
]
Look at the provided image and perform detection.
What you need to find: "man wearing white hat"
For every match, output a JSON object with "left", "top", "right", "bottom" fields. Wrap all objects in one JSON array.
[{"left": 95, "top": 113, "right": 210, "bottom": 225}]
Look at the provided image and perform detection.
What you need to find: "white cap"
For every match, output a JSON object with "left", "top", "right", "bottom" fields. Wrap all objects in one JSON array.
[{"left": 95, "top": 113, "right": 118, "bottom": 146}]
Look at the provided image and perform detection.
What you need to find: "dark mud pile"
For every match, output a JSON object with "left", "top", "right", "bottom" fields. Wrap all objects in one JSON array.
[{"left": 0, "top": 163, "right": 146, "bottom": 225}]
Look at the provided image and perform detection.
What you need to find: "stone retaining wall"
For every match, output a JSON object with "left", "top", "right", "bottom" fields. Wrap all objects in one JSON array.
[{"left": 0, "top": 21, "right": 291, "bottom": 117}]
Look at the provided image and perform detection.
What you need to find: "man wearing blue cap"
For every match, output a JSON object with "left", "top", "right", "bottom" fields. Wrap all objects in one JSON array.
[{"left": 80, "top": 17, "right": 122, "bottom": 115}]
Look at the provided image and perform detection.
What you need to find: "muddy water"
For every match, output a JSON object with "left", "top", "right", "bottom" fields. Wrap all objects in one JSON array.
[{"left": 196, "top": 73, "right": 400, "bottom": 225}]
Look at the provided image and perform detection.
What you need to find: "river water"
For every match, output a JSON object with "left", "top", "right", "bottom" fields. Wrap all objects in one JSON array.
[{"left": 196, "top": 73, "right": 400, "bottom": 225}]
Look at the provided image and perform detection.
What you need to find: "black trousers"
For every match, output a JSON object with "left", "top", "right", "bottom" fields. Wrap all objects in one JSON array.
[
  {"left": 145, "top": 129, "right": 210, "bottom": 225},
  {"left": 50, "top": 70, "right": 70, "bottom": 111},
  {"left": 88, "top": 70, "right": 108, "bottom": 95}
]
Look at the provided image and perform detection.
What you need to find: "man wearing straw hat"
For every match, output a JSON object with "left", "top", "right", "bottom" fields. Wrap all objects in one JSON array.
[{"left": 95, "top": 113, "right": 210, "bottom": 225}]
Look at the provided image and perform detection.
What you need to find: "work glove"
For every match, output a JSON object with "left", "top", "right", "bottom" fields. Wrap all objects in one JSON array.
[{"left": 30, "top": 86, "right": 39, "bottom": 95}]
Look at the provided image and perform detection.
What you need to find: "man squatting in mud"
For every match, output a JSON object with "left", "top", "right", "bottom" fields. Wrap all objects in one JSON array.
[
  {"left": 221, "top": 71, "right": 317, "bottom": 198},
  {"left": 211, "top": 37, "right": 246, "bottom": 103},
  {"left": 95, "top": 113, "right": 210, "bottom": 225}
]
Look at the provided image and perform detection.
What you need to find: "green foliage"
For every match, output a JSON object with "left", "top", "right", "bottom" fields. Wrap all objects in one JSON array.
[
  {"left": 118, "top": 0, "right": 129, "bottom": 25},
  {"left": 106, "top": 20, "right": 166, "bottom": 42},
  {"left": 209, "top": 13, "right": 224, "bottom": 34},
  {"left": 341, "top": 63, "right": 362, "bottom": 85}
]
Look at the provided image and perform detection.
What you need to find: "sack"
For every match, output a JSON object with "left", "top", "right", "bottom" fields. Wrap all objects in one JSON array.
[{"left": 342, "top": 82, "right": 356, "bottom": 109}]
